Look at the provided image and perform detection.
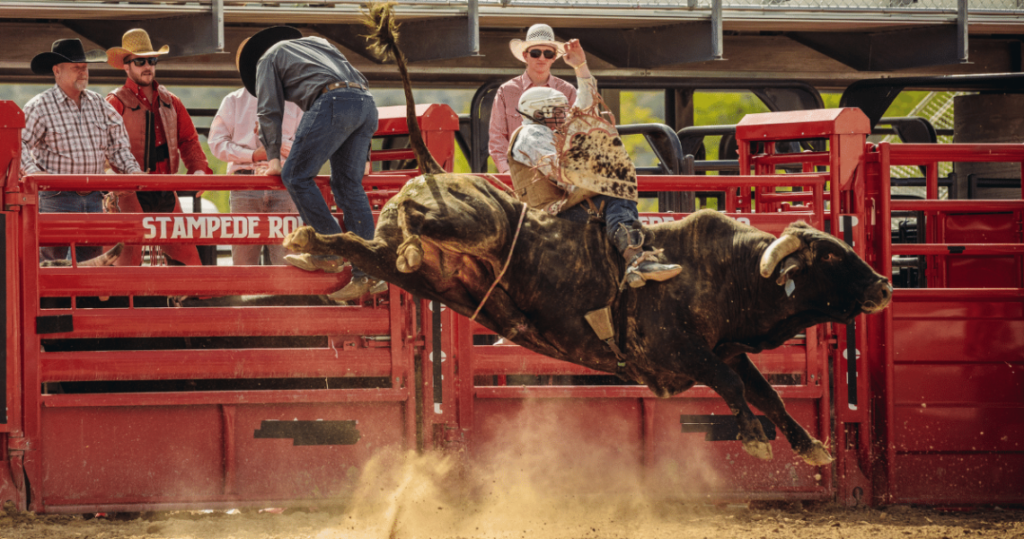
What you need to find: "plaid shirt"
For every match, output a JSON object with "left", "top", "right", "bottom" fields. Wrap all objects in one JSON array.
[{"left": 20, "top": 85, "right": 141, "bottom": 176}]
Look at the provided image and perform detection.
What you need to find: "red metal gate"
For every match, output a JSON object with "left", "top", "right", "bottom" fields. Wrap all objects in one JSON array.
[{"left": 3, "top": 100, "right": 1023, "bottom": 511}]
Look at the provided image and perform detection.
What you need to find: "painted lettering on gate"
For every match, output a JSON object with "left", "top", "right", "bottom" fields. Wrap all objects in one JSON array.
[{"left": 142, "top": 215, "right": 305, "bottom": 240}]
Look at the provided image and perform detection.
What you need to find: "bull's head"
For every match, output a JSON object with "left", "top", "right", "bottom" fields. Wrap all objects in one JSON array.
[{"left": 759, "top": 222, "right": 891, "bottom": 322}]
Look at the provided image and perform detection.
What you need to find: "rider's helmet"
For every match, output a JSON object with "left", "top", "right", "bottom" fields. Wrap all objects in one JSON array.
[{"left": 517, "top": 87, "right": 569, "bottom": 125}]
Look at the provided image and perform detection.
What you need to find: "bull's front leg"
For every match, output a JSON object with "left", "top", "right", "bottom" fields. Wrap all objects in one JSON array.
[
  {"left": 725, "top": 353, "right": 833, "bottom": 466},
  {"left": 667, "top": 344, "right": 773, "bottom": 461}
]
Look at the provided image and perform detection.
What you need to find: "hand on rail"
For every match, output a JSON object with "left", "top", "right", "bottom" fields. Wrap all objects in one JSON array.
[{"left": 265, "top": 158, "right": 282, "bottom": 176}]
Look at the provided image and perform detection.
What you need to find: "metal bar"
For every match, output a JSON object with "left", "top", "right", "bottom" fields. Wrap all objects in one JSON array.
[
  {"left": 844, "top": 216, "right": 857, "bottom": 410},
  {"left": 891, "top": 200, "right": 1024, "bottom": 212},
  {"left": 468, "top": 0, "right": 480, "bottom": 56},
  {"left": 892, "top": 244, "right": 1024, "bottom": 255},
  {"left": 958, "top": 0, "right": 969, "bottom": 63},
  {"left": 212, "top": 0, "right": 225, "bottom": 52},
  {"left": 432, "top": 301, "right": 442, "bottom": 408},
  {"left": 888, "top": 144, "right": 1024, "bottom": 165},
  {"left": 39, "top": 266, "right": 357, "bottom": 296},
  {"left": 475, "top": 385, "right": 824, "bottom": 400},
  {"left": 36, "top": 308, "right": 390, "bottom": 339},
  {"left": 711, "top": 0, "right": 723, "bottom": 60},
  {"left": 41, "top": 348, "right": 394, "bottom": 382},
  {"left": 41, "top": 388, "right": 409, "bottom": 408},
  {"left": 893, "top": 288, "right": 1024, "bottom": 301}
]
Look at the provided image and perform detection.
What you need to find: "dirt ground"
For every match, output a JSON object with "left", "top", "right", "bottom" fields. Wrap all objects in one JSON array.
[{"left": 1, "top": 501, "right": 1022, "bottom": 539}]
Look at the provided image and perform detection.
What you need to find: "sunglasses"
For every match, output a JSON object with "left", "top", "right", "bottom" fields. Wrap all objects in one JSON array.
[
  {"left": 127, "top": 57, "right": 159, "bottom": 67},
  {"left": 528, "top": 48, "right": 557, "bottom": 60}
]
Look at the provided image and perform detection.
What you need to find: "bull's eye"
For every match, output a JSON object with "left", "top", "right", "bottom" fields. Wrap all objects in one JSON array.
[{"left": 823, "top": 253, "right": 840, "bottom": 263}]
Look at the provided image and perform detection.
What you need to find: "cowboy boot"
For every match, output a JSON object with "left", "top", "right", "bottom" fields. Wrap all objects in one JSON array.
[{"left": 611, "top": 223, "right": 682, "bottom": 288}]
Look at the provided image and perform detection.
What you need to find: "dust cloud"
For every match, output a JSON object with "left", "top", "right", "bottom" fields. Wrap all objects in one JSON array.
[{"left": 318, "top": 398, "right": 723, "bottom": 539}]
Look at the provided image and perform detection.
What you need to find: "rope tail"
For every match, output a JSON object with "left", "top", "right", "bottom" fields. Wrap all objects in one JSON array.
[{"left": 362, "top": 2, "right": 445, "bottom": 176}]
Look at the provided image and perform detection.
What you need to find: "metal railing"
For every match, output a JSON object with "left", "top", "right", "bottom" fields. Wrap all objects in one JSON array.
[{"left": 4, "top": 0, "right": 1021, "bottom": 14}]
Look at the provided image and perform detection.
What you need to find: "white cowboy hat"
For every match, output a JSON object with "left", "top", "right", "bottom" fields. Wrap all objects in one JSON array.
[{"left": 509, "top": 24, "right": 564, "bottom": 62}]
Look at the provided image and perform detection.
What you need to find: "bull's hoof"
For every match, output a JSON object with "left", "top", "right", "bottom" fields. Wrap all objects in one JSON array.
[
  {"left": 800, "top": 440, "right": 833, "bottom": 466},
  {"left": 283, "top": 226, "right": 316, "bottom": 252},
  {"left": 396, "top": 236, "right": 424, "bottom": 273},
  {"left": 742, "top": 439, "right": 774, "bottom": 461}
]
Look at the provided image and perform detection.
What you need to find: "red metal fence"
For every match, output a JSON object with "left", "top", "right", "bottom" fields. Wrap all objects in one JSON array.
[{"left": 1, "top": 102, "right": 1022, "bottom": 512}]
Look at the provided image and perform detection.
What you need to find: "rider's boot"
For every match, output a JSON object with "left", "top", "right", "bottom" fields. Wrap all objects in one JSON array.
[{"left": 611, "top": 222, "right": 682, "bottom": 288}]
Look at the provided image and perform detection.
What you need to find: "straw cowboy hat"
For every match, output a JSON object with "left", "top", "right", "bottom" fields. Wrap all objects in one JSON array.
[
  {"left": 106, "top": 28, "right": 170, "bottom": 69},
  {"left": 30, "top": 39, "right": 106, "bottom": 75},
  {"left": 509, "top": 24, "right": 565, "bottom": 62},
  {"left": 236, "top": 26, "right": 303, "bottom": 96}
]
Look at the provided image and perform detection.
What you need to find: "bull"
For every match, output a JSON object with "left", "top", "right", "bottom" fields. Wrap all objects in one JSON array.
[{"left": 283, "top": 3, "right": 893, "bottom": 466}]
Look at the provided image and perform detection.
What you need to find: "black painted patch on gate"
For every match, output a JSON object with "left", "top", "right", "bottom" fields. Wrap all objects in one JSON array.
[
  {"left": 254, "top": 420, "right": 361, "bottom": 446},
  {"left": 680, "top": 415, "right": 776, "bottom": 442},
  {"left": 36, "top": 314, "right": 73, "bottom": 334}
]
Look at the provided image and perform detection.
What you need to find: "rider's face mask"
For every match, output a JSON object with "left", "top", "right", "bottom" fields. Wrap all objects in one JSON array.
[{"left": 535, "top": 105, "right": 567, "bottom": 129}]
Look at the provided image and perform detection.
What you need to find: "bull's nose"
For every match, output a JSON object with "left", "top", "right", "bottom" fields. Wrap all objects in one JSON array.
[{"left": 862, "top": 280, "right": 893, "bottom": 314}]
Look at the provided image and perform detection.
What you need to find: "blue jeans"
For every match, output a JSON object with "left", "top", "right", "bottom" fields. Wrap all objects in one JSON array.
[
  {"left": 282, "top": 87, "right": 377, "bottom": 278},
  {"left": 230, "top": 188, "right": 298, "bottom": 266},
  {"left": 559, "top": 194, "right": 638, "bottom": 239},
  {"left": 38, "top": 190, "right": 104, "bottom": 263}
]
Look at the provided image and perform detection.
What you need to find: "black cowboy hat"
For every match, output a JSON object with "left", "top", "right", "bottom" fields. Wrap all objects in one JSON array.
[
  {"left": 31, "top": 39, "right": 107, "bottom": 75},
  {"left": 237, "top": 26, "right": 303, "bottom": 96}
]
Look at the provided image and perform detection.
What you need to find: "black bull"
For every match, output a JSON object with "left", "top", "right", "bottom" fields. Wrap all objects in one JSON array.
[{"left": 283, "top": 173, "right": 892, "bottom": 465}]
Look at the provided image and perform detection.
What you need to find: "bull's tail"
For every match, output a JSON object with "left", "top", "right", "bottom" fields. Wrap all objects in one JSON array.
[{"left": 363, "top": 2, "right": 445, "bottom": 176}]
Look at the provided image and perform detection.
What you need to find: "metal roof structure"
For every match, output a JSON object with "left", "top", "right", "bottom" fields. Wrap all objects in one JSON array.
[{"left": 1, "top": 0, "right": 1022, "bottom": 89}]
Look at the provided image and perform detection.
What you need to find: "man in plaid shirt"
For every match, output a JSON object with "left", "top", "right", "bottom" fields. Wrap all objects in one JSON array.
[{"left": 21, "top": 38, "right": 142, "bottom": 262}]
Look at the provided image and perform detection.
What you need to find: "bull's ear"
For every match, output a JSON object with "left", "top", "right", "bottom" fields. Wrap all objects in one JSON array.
[
  {"left": 759, "top": 234, "right": 802, "bottom": 278},
  {"left": 775, "top": 255, "right": 803, "bottom": 286}
]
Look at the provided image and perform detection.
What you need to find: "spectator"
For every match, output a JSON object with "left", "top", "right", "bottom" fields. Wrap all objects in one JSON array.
[
  {"left": 105, "top": 28, "right": 211, "bottom": 266},
  {"left": 237, "top": 26, "right": 385, "bottom": 302},
  {"left": 488, "top": 23, "right": 584, "bottom": 174},
  {"left": 209, "top": 87, "right": 303, "bottom": 266},
  {"left": 21, "top": 38, "right": 143, "bottom": 263}
]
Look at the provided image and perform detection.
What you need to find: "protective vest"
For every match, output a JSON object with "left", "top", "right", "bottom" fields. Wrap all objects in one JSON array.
[
  {"left": 109, "top": 84, "right": 179, "bottom": 212},
  {"left": 110, "top": 84, "right": 179, "bottom": 174},
  {"left": 507, "top": 126, "right": 594, "bottom": 214}
]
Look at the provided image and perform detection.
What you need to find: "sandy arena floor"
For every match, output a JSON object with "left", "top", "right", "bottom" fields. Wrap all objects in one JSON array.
[{"left": 2, "top": 501, "right": 1022, "bottom": 539}]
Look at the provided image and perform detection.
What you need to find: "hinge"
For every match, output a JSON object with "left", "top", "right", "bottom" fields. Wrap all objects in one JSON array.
[{"left": 5, "top": 192, "right": 36, "bottom": 207}]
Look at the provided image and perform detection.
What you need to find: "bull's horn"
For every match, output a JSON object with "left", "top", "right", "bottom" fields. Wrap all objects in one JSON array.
[
  {"left": 759, "top": 235, "right": 802, "bottom": 278},
  {"left": 80, "top": 243, "right": 124, "bottom": 267}
]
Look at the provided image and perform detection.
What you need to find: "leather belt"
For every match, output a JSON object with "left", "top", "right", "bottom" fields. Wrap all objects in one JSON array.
[
  {"left": 233, "top": 170, "right": 255, "bottom": 175},
  {"left": 322, "top": 80, "right": 368, "bottom": 94}
]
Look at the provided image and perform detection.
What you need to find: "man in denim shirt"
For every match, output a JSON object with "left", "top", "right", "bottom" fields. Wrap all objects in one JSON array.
[{"left": 237, "top": 26, "right": 384, "bottom": 302}]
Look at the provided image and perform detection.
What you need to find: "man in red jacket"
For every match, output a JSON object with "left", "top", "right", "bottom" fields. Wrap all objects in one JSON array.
[{"left": 105, "top": 28, "right": 210, "bottom": 266}]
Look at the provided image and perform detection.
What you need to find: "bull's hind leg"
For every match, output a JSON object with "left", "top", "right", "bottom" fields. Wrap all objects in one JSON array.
[
  {"left": 669, "top": 345, "right": 773, "bottom": 461},
  {"left": 726, "top": 353, "right": 833, "bottom": 466},
  {"left": 283, "top": 226, "right": 399, "bottom": 285}
]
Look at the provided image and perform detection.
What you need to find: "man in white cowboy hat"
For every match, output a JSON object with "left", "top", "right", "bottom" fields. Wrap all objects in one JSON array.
[
  {"left": 21, "top": 38, "right": 143, "bottom": 263},
  {"left": 507, "top": 40, "right": 682, "bottom": 289},
  {"left": 104, "top": 28, "right": 211, "bottom": 267},
  {"left": 236, "top": 26, "right": 386, "bottom": 302},
  {"left": 488, "top": 24, "right": 590, "bottom": 174}
]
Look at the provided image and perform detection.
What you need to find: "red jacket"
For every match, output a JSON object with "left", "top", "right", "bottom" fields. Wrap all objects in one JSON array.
[{"left": 106, "top": 78, "right": 212, "bottom": 175}]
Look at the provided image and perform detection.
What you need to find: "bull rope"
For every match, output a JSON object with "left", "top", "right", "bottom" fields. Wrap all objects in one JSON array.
[{"left": 470, "top": 203, "right": 529, "bottom": 322}]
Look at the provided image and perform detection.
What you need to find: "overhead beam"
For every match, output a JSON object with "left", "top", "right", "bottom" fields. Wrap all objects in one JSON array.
[
  {"left": 317, "top": 14, "right": 480, "bottom": 64},
  {"left": 788, "top": 24, "right": 966, "bottom": 72},
  {"left": 558, "top": 15, "right": 724, "bottom": 69},
  {"left": 63, "top": 0, "right": 225, "bottom": 59}
]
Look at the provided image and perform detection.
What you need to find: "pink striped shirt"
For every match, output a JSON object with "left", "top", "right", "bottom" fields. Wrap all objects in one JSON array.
[{"left": 488, "top": 72, "right": 577, "bottom": 173}]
